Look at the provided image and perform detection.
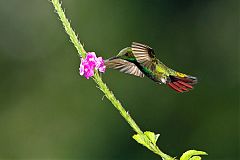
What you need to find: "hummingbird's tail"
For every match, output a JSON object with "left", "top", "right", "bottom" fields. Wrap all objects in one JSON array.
[{"left": 167, "top": 73, "right": 197, "bottom": 93}]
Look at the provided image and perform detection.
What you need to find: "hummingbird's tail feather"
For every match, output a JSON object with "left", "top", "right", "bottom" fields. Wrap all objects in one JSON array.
[{"left": 167, "top": 75, "right": 197, "bottom": 93}]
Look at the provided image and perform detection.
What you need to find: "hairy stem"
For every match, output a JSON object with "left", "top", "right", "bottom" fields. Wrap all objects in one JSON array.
[
  {"left": 93, "top": 72, "right": 143, "bottom": 134},
  {"left": 51, "top": 0, "right": 174, "bottom": 159},
  {"left": 51, "top": 0, "right": 86, "bottom": 57}
]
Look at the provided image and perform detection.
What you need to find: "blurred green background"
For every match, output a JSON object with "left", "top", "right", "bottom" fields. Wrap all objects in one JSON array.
[{"left": 0, "top": 0, "right": 238, "bottom": 159}]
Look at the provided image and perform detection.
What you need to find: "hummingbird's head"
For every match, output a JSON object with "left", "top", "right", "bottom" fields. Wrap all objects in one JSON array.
[
  {"left": 116, "top": 47, "right": 135, "bottom": 60},
  {"left": 117, "top": 47, "right": 131, "bottom": 56}
]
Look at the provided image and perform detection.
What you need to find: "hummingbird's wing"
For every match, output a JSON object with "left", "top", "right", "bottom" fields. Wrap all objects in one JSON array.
[
  {"left": 105, "top": 59, "right": 144, "bottom": 78},
  {"left": 131, "top": 42, "right": 156, "bottom": 70}
]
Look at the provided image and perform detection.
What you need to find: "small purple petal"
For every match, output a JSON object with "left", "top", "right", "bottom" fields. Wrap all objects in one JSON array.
[
  {"left": 83, "top": 64, "right": 94, "bottom": 79},
  {"left": 99, "top": 65, "right": 106, "bottom": 73},
  {"left": 86, "top": 52, "right": 97, "bottom": 61},
  {"left": 86, "top": 52, "right": 97, "bottom": 68},
  {"left": 96, "top": 57, "right": 103, "bottom": 69},
  {"left": 79, "top": 58, "right": 85, "bottom": 75},
  {"left": 85, "top": 68, "right": 94, "bottom": 79}
]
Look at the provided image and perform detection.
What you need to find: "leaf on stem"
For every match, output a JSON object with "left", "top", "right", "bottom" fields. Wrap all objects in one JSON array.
[
  {"left": 132, "top": 131, "right": 160, "bottom": 148},
  {"left": 144, "top": 131, "right": 160, "bottom": 145},
  {"left": 180, "top": 150, "right": 207, "bottom": 160}
]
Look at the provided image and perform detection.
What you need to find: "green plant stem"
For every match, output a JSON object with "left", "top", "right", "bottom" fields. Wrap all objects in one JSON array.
[
  {"left": 51, "top": 0, "right": 174, "bottom": 159},
  {"left": 51, "top": 0, "right": 86, "bottom": 57},
  {"left": 93, "top": 72, "right": 143, "bottom": 134}
]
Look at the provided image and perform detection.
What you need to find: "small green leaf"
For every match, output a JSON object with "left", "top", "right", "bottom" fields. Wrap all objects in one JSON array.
[
  {"left": 155, "top": 134, "right": 160, "bottom": 144},
  {"left": 144, "top": 131, "right": 160, "bottom": 145},
  {"left": 189, "top": 156, "right": 201, "bottom": 160},
  {"left": 180, "top": 150, "right": 207, "bottom": 160},
  {"left": 144, "top": 131, "right": 155, "bottom": 144},
  {"left": 132, "top": 134, "right": 146, "bottom": 146}
]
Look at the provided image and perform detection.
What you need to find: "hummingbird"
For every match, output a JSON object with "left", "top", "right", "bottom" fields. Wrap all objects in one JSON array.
[{"left": 104, "top": 42, "right": 197, "bottom": 92}]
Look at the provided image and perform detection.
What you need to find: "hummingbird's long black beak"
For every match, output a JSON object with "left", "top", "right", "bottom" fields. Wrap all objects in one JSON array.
[{"left": 104, "top": 56, "right": 118, "bottom": 63}]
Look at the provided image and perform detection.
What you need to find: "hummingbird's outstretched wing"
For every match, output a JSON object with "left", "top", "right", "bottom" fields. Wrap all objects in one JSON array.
[
  {"left": 105, "top": 58, "right": 144, "bottom": 78},
  {"left": 131, "top": 42, "right": 156, "bottom": 70}
]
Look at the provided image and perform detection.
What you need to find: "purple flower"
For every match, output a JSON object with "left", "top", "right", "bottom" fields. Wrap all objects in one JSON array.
[{"left": 79, "top": 52, "right": 106, "bottom": 79}]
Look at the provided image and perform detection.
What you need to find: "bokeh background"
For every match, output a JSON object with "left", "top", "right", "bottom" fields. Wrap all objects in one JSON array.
[{"left": 0, "top": 0, "right": 238, "bottom": 159}]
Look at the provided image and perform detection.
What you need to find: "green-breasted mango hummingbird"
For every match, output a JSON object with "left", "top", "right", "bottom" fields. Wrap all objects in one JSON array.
[{"left": 105, "top": 42, "right": 197, "bottom": 92}]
